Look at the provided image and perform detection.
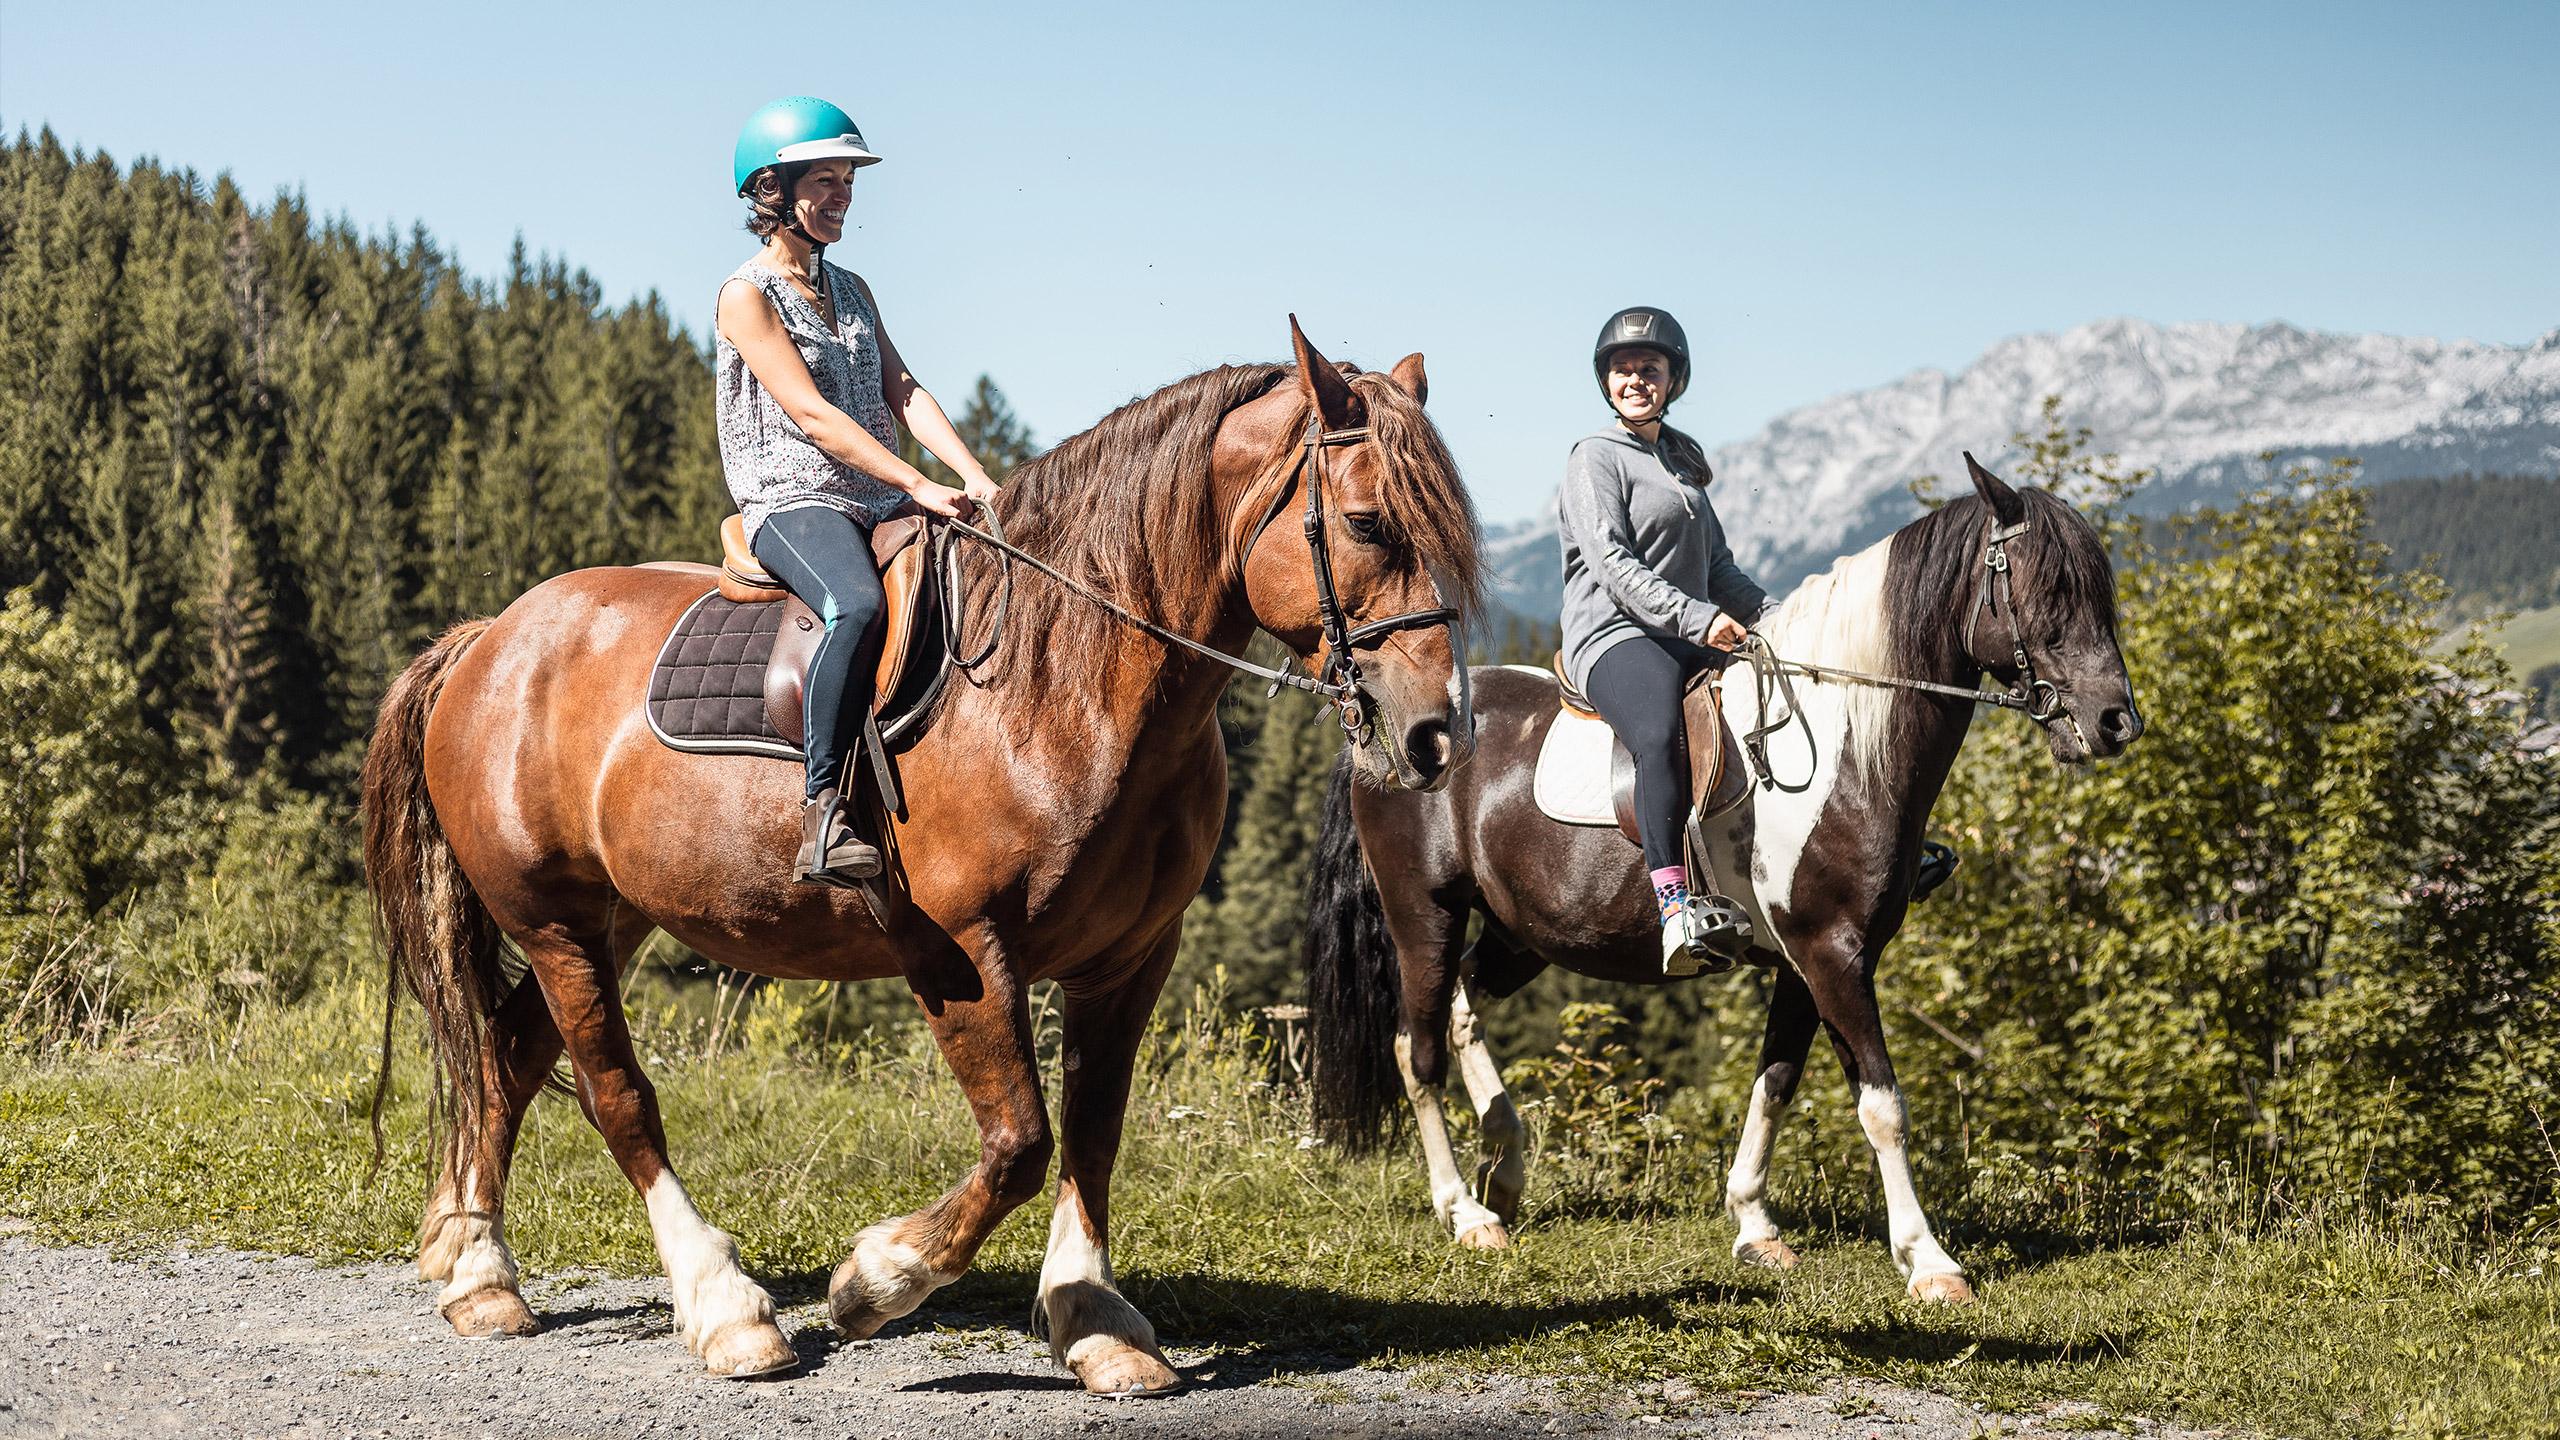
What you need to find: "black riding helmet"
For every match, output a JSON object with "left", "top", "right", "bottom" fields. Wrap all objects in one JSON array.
[{"left": 1593, "top": 306, "right": 1691, "bottom": 408}]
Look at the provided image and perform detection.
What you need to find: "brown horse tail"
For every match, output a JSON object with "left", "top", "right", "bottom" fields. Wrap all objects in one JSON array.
[
  {"left": 361, "top": 618, "right": 503, "bottom": 1183},
  {"left": 1304, "top": 748, "right": 1406, "bottom": 1153}
]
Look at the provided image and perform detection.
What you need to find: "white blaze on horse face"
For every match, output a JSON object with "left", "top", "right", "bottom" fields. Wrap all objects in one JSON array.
[
  {"left": 433, "top": 1166, "right": 522, "bottom": 1311},
  {"left": 1723, "top": 1073, "right": 1792, "bottom": 1254},
  {"left": 642, "top": 1172, "right": 780, "bottom": 1356},
  {"left": 1853, "top": 1083, "right": 1964, "bottom": 1285}
]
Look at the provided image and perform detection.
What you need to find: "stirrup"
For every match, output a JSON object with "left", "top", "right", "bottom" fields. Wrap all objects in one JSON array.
[
  {"left": 1911, "top": 841, "right": 1959, "bottom": 903},
  {"left": 1662, "top": 894, "right": 1751, "bottom": 978}
]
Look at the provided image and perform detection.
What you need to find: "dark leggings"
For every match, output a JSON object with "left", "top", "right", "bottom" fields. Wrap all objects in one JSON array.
[
  {"left": 751, "top": 506, "right": 887, "bottom": 802},
  {"left": 1586, "top": 634, "right": 1718, "bottom": 872}
]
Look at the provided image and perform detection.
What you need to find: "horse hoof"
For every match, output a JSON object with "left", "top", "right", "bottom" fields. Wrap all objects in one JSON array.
[
  {"left": 1909, "top": 1272, "right": 1976, "bottom": 1305},
  {"left": 702, "top": 1320, "right": 799, "bottom": 1379},
  {"left": 442, "top": 1287, "right": 539, "bottom": 1338},
  {"left": 1735, "top": 1239, "right": 1799, "bottom": 1271},
  {"left": 828, "top": 1283, "right": 893, "bottom": 1341},
  {"left": 1454, "top": 1223, "right": 1512, "bottom": 1251},
  {"left": 1069, "top": 1340, "right": 1183, "bottom": 1397}
]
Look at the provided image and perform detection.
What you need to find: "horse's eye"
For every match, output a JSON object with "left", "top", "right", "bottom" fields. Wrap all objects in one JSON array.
[{"left": 1343, "top": 512, "right": 1384, "bottom": 545}]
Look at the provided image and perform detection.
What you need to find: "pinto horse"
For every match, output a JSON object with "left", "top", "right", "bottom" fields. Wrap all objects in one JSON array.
[
  {"left": 1305, "top": 457, "right": 2139, "bottom": 1301},
  {"left": 361, "top": 322, "right": 1480, "bottom": 1390}
]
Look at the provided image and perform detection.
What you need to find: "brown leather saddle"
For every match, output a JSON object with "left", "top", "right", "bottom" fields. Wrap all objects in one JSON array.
[
  {"left": 1552, "top": 650, "right": 1750, "bottom": 847},
  {"left": 643, "top": 514, "right": 952, "bottom": 775}
]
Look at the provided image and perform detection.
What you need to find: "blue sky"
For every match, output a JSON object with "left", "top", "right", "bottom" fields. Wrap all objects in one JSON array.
[{"left": 7, "top": 1, "right": 2555, "bottom": 522}]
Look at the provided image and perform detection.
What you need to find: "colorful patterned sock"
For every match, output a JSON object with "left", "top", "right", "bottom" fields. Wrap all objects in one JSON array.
[{"left": 1651, "top": 866, "right": 1689, "bottom": 926}]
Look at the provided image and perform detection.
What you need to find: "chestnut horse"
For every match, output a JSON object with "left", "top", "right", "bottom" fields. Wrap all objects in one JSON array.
[
  {"left": 1305, "top": 458, "right": 2140, "bottom": 1301},
  {"left": 361, "top": 323, "right": 1480, "bottom": 1391}
]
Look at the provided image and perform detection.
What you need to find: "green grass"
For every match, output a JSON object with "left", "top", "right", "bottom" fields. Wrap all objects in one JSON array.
[
  {"left": 2440, "top": 602, "right": 2560, "bottom": 680},
  {"left": 3, "top": 982, "right": 2555, "bottom": 1440}
]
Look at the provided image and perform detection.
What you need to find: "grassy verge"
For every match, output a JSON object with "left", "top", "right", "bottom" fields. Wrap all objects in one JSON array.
[{"left": 3, "top": 982, "right": 2554, "bottom": 1440}]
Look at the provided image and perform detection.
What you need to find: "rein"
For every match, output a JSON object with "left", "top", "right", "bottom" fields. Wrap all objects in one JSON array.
[{"left": 939, "top": 416, "right": 1465, "bottom": 747}]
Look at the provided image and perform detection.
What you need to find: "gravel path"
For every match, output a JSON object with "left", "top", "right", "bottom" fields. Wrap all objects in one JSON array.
[{"left": 0, "top": 1237, "right": 2206, "bottom": 1440}]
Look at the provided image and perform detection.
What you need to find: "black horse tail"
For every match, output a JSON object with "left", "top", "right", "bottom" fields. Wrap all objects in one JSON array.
[
  {"left": 361, "top": 619, "right": 506, "bottom": 1183},
  {"left": 1305, "top": 749, "right": 1406, "bottom": 1153}
]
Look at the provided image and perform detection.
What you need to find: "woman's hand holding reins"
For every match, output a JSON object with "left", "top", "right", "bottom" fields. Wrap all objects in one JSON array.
[
  {"left": 906, "top": 481, "right": 974, "bottom": 521},
  {"left": 1704, "top": 612, "right": 1749, "bottom": 652}
]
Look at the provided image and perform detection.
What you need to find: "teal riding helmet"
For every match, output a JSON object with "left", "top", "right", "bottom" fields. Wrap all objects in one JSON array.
[{"left": 732, "top": 97, "right": 883, "bottom": 195}]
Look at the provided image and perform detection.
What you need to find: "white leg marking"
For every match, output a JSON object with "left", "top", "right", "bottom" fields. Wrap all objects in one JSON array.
[
  {"left": 1036, "top": 1187, "right": 1159, "bottom": 1371},
  {"left": 1398, "top": 1032, "right": 1504, "bottom": 1240},
  {"left": 838, "top": 1219, "right": 950, "bottom": 1327},
  {"left": 643, "top": 1172, "right": 781, "bottom": 1362},
  {"left": 1854, "top": 1083, "right": 1963, "bottom": 1284},
  {"left": 433, "top": 1166, "right": 521, "bottom": 1309},
  {"left": 1724, "top": 1074, "right": 1793, "bottom": 1256},
  {"left": 1450, "top": 990, "right": 1525, "bottom": 1227}
]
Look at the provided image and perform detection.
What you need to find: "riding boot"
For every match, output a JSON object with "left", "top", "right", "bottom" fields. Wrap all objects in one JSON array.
[
  {"left": 1910, "top": 840, "right": 1960, "bottom": 902},
  {"left": 795, "top": 785, "right": 882, "bottom": 887}
]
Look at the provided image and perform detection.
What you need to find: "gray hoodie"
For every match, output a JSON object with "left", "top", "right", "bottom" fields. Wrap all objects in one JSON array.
[{"left": 1555, "top": 426, "right": 1769, "bottom": 693}]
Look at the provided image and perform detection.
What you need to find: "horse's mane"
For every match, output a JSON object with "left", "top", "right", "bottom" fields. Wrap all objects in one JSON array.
[
  {"left": 964, "top": 361, "right": 1483, "bottom": 691},
  {"left": 1760, "top": 487, "right": 2113, "bottom": 789}
]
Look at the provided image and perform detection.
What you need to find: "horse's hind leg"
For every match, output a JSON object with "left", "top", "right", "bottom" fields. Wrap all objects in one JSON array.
[
  {"left": 417, "top": 975, "right": 562, "bottom": 1336},
  {"left": 1725, "top": 965, "right": 1817, "bottom": 1271},
  {"left": 828, "top": 942, "right": 1052, "bottom": 1346},
  {"left": 1033, "top": 938, "right": 1181, "bottom": 1396},
  {"left": 527, "top": 927, "right": 797, "bottom": 1377}
]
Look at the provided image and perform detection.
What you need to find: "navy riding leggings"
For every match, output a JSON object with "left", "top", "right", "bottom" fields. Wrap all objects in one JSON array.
[
  {"left": 1585, "top": 634, "right": 1719, "bottom": 872},
  {"left": 751, "top": 506, "right": 888, "bottom": 802}
]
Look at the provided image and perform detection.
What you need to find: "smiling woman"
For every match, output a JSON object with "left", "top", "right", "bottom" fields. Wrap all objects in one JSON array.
[{"left": 714, "top": 95, "right": 1008, "bottom": 886}]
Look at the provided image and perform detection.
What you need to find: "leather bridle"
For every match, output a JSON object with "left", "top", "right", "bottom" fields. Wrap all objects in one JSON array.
[
  {"left": 945, "top": 413, "right": 1472, "bottom": 762},
  {"left": 1243, "top": 417, "right": 1470, "bottom": 753},
  {"left": 1960, "top": 515, "right": 2069, "bottom": 724}
]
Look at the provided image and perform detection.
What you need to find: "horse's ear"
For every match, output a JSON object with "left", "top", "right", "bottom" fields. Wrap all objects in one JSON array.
[
  {"left": 1965, "top": 451, "right": 2027, "bottom": 526},
  {"left": 1289, "top": 315, "right": 1360, "bottom": 430},
  {"left": 1388, "top": 352, "right": 1428, "bottom": 406}
]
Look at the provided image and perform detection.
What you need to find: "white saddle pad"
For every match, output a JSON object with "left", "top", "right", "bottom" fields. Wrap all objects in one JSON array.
[{"left": 1532, "top": 708, "right": 1621, "bottom": 828}]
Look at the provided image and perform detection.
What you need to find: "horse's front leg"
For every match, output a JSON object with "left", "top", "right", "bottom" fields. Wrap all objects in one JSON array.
[
  {"left": 1396, "top": 1029, "right": 1513, "bottom": 1249},
  {"left": 1032, "top": 937, "right": 1181, "bottom": 1396},
  {"left": 829, "top": 941, "right": 1052, "bottom": 1340},
  {"left": 528, "top": 928, "right": 798, "bottom": 1377},
  {"left": 1449, "top": 983, "right": 1526, "bottom": 1237},
  {"left": 1724, "top": 965, "right": 1817, "bottom": 1271},
  {"left": 1799, "top": 946, "right": 1972, "bottom": 1303}
]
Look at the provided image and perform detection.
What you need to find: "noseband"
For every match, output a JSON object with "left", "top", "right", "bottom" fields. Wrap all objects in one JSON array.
[{"left": 1242, "top": 417, "right": 1467, "bottom": 748}]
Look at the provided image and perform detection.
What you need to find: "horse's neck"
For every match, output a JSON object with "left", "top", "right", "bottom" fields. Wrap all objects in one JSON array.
[{"left": 1845, "top": 558, "right": 1985, "bottom": 836}]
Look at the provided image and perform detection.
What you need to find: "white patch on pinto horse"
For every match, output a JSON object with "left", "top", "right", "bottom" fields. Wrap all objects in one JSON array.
[
  {"left": 1853, "top": 1083, "right": 1966, "bottom": 1288},
  {"left": 1711, "top": 539, "right": 1897, "bottom": 928},
  {"left": 642, "top": 1172, "right": 783, "bottom": 1369}
]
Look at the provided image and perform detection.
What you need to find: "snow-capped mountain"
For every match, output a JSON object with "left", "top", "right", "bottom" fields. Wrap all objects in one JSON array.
[{"left": 1486, "top": 318, "right": 2560, "bottom": 621}]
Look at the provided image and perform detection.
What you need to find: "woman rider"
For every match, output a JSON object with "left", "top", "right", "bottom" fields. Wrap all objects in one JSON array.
[
  {"left": 717, "top": 96, "right": 1004, "bottom": 886},
  {"left": 1555, "top": 307, "right": 1765, "bottom": 976}
]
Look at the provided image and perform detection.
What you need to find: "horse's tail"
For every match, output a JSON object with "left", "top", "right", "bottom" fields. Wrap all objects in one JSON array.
[
  {"left": 1305, "top": 749, "right": 1406, "bottom": 1153},
  {"left": 361, "top": 618, "right": 504, "bottom": 1182}
]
